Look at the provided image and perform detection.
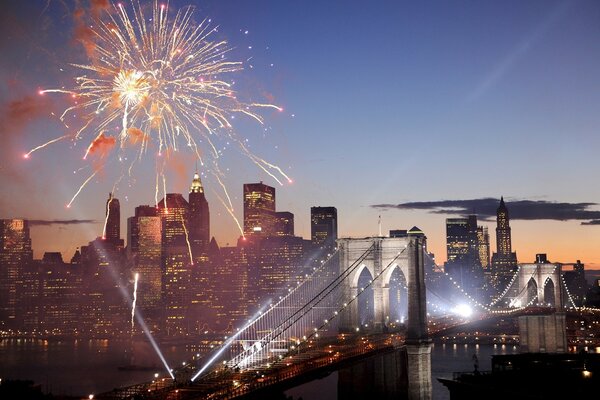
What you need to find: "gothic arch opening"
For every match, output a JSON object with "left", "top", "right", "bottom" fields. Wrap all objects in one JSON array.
[
  {"left": 388, "top": 266, "right": 407, "bottom": 324},
  {"left": 526, "top": 277, "right": 538, "bottom": 306},
  {"left": 357, "top": 267, "right": 374, "bottom": 326},
  {"left": 543, "top": 278, "right": 555, "bottom": 307}
]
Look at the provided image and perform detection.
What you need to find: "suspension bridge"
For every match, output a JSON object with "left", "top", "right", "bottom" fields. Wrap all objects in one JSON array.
[{"left": 95, "top": 235, "right": 595, "bottom": 400}]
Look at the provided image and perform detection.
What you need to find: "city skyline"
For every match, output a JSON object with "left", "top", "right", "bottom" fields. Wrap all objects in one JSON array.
[{"left": 1, "top": 0, "right": 599, "bottom": 268}]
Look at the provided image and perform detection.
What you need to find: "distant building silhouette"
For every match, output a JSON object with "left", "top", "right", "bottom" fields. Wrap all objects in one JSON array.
[
  {"left": 0, "top": 219, "right": 33, "bottom": 329},
  {"left": 188, "top": 172, "right": 210, "bottom": 259},
  {"left": 274, "top": 211, "right": 294, "bottom": 236},
  {"left": 310, "top": 206, "right": 338, "bottom": 252},
  {"left": 103, "top": 193, "right": 124, "bottom": 248}
]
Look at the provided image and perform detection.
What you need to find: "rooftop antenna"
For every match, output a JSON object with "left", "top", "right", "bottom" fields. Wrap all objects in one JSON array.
[{"left": 378, "top": 215, "right": 382, "bottom": 237}]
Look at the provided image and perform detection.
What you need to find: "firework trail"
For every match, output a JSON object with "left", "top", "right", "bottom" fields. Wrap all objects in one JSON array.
[
  {"left": 34, "top": 0, "right": 290, "bottom": 214},
  {"left": 131, "top": 272, "right": 139, "bottom": 333},
  {"left": 102, "top": 195, "right": 113, "bottom": 240},
  {"left": 24, "top": 134, "right": 71, "bottom": 159},
  {"left": 66, "top": 170, "right": 98, "bottom": 208},
  {"left": 179, "top": 214, "right": 194, "bottom": 265}
]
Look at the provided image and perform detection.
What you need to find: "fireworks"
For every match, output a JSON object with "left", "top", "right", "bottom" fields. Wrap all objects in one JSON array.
[{"left": 33, "top": 0, "right": 291, "bottom": 224}]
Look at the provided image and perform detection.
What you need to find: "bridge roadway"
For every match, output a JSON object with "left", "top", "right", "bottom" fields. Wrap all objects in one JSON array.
[{"left": 96, "top": 332, "right": 405, "bottom": 400}]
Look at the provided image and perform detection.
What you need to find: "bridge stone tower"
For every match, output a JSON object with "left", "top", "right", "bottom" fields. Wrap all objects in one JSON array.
[
  {"left": 515, "top": 263, "right": 564, "bottom": 308},
  {"left": 338, "top": 235, "right": 431, "bottom": 399},
  {"left": 338, "top": 235, "right": 427, "bottom": 334}
]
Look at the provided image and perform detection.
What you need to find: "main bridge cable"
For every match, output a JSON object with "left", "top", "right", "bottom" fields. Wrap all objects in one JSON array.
[
  {"left": 421, "top": 251, "right": 491, "bottom": 312},
  {"left": 189, "top": 247, "right": 345, "bottom": 382},
  {"left": 560, "top": 274, "right": 578, "bottom": 309},
  {"left": 488, "top": 266, "right": 521, "bottom": 308},
  {"left": 257, "top": 245, "right": 410, "bottom": 373},
  {"left": 226, "top": 243, "right": 377, "bottom": 370}
]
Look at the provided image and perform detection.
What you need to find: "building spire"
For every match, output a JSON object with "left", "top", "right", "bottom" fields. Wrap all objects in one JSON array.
[{"left": 190, "top": 170, "right": 204, "bottom": 193}]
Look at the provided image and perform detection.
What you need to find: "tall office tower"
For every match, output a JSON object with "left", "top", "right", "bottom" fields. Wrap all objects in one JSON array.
[
  {"left": 243, "top": 182, "right": 276, "bottom": 237},
  {"left": 38, "top": 252, "right": 81, "bottom": 335},
  {"left": 188, "top": 172, "right": 210, "bottom": 259},
  {"left": 255, "top": 236, "right": 307, "bottom": 302},
  {"left": 127, "top": 205, "right": 158, "bottom": 257},
  {"left": 477, "top": 226, "right": 490, "bottom": 269},
  {"left": 490, "top": 197, "right": 518, "bottom": 291},
  {"left": 310, "top": 206, "right": 338, "bottom": 251},
  {"left": 79, "top": 237, "right": 127, "bottom": 335},
  {"left": 274, "top": 211, "right": 294, "bottom": 236},
  {"left": 127, "top": 206, "right": 162, "bottom": 311},
  {"left": 563, "top": 260, "right": 588, "bottom": 307},
  {"left": 157, "top": 193, "right": 192, "bottom": 335},
  {"left": 104, "top": 193, "right": 123, "bottom": 247},
  {"left": 0, "top": 219, "right": 33, "bottom": 329},
  {"left": 445, "top": 215, "right": 483, "bottom": 294}
]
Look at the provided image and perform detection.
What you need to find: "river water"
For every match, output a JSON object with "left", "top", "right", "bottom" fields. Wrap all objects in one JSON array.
[{"left": 0, "top": 338, "right": 517, "bottom": 399}]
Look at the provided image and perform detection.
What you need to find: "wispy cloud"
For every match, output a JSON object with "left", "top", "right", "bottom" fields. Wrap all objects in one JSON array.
[
  {"left": 29, "top": 219, "right": 97, "bottom": 226},
  {"left": 581, "top": 220, "right": 600, "bottom": 226},
  {"left": 372, "top": 198, "right": 600, "bottom": 225}
]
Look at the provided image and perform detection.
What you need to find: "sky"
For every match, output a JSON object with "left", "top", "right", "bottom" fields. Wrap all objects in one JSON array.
[{"left": 0, "top": 0, "right": 599, "bottom": 268}]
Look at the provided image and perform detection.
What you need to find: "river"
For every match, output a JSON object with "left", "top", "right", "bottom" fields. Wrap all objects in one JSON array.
[{"left": 0, "top": 338, "right": 518, "bottom": 399}]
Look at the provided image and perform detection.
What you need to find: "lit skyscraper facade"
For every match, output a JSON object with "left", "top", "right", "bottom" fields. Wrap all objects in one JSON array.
[
  {"left": 477, "top": 226, "right": 490, "bottom": 269},
  {"left": 158, "top": 193, "right": 192, "bottom": 335},
  {"left": 0, "top": 219, "right": 33, "bottom": 329},
  {"left": 243, "top": 182, "right": 276, "bottom": 237},
  {"left": 188, "top": 172, "right": 210, "bottom": 259},
  {"left": 491, "top": 197, "right": 518, "bottom": 290},
  {"left": 445, "top": 215, "right": 483, "bottom": 295},
  {"left": 127, "top": 206, "right": 162, "bottom": 311},
  {"left": 310, "top": 206, "right": 338, "bottom": 251}
]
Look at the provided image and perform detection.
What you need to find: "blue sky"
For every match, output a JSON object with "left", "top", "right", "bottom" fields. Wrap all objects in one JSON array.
[{"left": 1, "top": 0, "right": 599, "bottom": 266}]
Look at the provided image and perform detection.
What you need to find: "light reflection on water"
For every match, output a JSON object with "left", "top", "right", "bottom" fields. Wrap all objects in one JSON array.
[{"left": 0, "top": 339, "right": 518, "bottom": 399}]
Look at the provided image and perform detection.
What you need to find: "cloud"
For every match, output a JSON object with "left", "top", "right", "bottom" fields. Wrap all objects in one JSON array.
[
  {"left": 86, "top": 132, "right": 116, "bottom": 158},
  {"left": 29, "top": 219, "right": 97, "bottom": 226},
  {"left": 372, "top": 198, "right": 600, "bottom": 225},
  {"left": 73, "top": 0, "right": 111, "bottom": 58},
  {"left": 581, "top": 220, "right": 600, "bottom": 226}
]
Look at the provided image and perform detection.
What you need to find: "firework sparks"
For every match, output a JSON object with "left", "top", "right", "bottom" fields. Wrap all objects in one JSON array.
[{"left": 35, "top": 0, "right": 290, "bottom": 212}]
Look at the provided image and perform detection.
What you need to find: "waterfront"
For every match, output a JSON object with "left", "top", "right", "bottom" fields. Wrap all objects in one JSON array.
[{"left": 1, "top": 338, "right": 518, "bottom": 399}]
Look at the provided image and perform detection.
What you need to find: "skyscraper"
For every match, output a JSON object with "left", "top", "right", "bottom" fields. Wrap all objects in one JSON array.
[
  {"left": 243, "top": 182, "right": 276, "bottom": 237},
  {"left": 127, "top": 206, "right": 162, "bottom": 311},
  {"left": 0, "top": 219, "right": 33, "bottom": 329},
  {"left": 188, "top": 172, "right": 210, "bottom": 259},
  {"left": 104, "top": 193, "right": 123, "bottom": 247},
  {"left": 158, "top": 193, "right": 192, "bottom": 335},
  {"left": 310, "top": 206, "right": 338, "bottom": 251},
  {"left": 490, "top": 197, "right": 518, "bottom": 291},
  {"left": 274, "top": 211, "right": 294, "bottom": 236},
  {"left": 445, "top": 215, "right": 483, "bottom": 294},
  {"left": 477, "top": 226, "right": 490, "bottom": 269}
]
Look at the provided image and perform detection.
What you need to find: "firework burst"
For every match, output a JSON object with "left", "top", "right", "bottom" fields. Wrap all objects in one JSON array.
[{"left": 34, "top": 0, "right": 291, "bottom": 229}]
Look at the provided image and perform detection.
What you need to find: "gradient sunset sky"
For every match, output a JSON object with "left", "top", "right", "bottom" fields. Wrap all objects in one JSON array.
[{"left": 1, "top": 0, "right": 599, "bottom": 268}]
